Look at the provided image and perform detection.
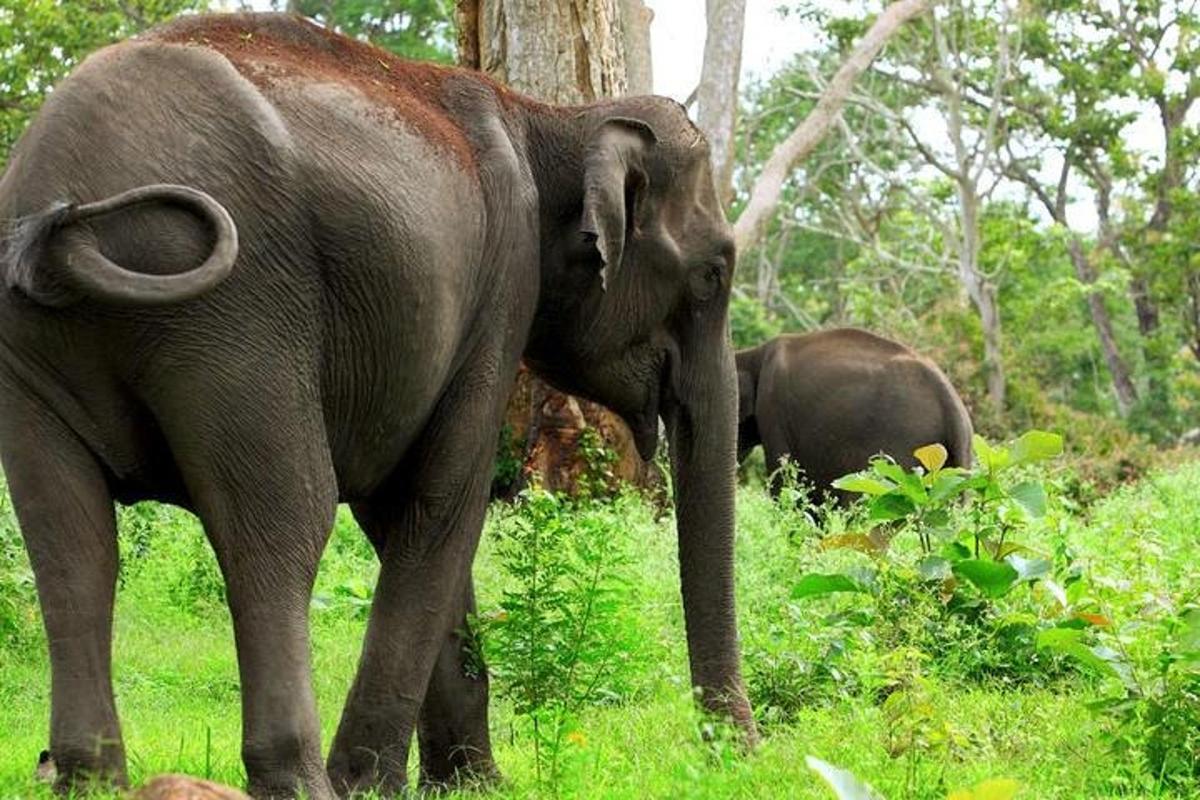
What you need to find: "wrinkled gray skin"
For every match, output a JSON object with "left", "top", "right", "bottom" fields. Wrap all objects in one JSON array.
[
  {"left": 0, "top": 13, "right": 752, "bottom": 799},
  {"left": 737, "top": 329, "right": 973, "bottom": 497}
]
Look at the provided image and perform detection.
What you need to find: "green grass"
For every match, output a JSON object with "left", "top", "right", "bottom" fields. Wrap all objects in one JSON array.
[{"left": 3, "top": 459, "right": 1200, "bottom": 798}]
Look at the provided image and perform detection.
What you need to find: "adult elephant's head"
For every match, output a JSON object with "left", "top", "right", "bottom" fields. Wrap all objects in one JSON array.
[{"left": 522, "top": 96, "right": 755, "bottom": 738}]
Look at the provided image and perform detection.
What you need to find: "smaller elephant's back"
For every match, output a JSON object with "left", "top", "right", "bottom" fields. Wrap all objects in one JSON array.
[{"left": 761, "top": 329, "right": 971, "bottom": 486}]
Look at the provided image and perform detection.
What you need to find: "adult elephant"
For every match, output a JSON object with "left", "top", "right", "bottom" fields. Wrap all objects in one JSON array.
[
  {"left": 0, "top": 13, "right": 750, "bottom": 799},
  {"left": 737, "top": 329, "right": 973, "bottom": 496}
]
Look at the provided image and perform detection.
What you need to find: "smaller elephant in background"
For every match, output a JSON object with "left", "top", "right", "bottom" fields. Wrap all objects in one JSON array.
[{"left": 737, "top": 329, "right": 973, "bottom": 497}]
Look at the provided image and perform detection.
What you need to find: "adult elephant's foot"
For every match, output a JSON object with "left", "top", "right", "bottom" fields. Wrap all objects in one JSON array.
[
  {"left": 417, "top": 746, "right": 502, "bottom": 794},
  {"left": 243, "top": 734, "right": 335, "bottom": 800},
  {"left": 47, "top": 738, "right": 129, "bottom": 796},
  {"left": 326, "top": 704, "right": 414, "bottom": 798}
]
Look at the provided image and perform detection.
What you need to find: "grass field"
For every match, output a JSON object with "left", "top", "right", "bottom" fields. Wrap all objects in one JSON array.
[{"left": 2, "top": 455, "right": 1200, "bottom": 799}]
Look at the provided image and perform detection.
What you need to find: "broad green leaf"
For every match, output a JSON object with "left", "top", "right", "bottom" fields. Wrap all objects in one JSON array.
[
  {"left": 914, "top": 442, "right": 948, "bottom": 473},
  {"left": 870, "top": 458, "right": 909, "bottom": 484},
  {"left": 869, "top": 493, "right": 916, "bottom": 521},
  {"left": 943, "top": 541, "right": 972, "bottom": 561},
  {"left": 832, "top": 473, "right": 895, "bottom": 496},
  {"left": 1036, "top": 628, "right": 1129, "bottom": 682},
  {"left": 1005, "top": 554, "right": 1051, "bottom": 582},
  {"left": 930, "top": 471, "right": 969, "bottom": 501},
  {"left": 805, "top": 756, "right": 885, "bottom": 800},
  {"left": 973, "top": 435, "right": 1010, "bottom": 471},
  {"left": 1008, "top": 481, "right": 1047, "bottom": 517},
  {"left": 1010, "top": 430, "right": 1064, "bottom": 465},
  {"left": 953, "top": 559, "right": 1019, "bottom": 599},
  {"left": 792, "top": 573, "right": 870, "bottom": 600},
  {"left": 917, "top": 555, "right": 952, "bottom": 581}
]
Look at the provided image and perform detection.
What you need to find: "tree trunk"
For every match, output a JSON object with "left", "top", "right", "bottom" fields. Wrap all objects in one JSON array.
[
  {"left": 622, "top": 0, "right": 654, "bottom": 95},
  {"left": 1066, "top": 238, "right": 1138, "bottom": 415},
  {"left": 957, "top": 183, "right": 1006, "bottom": 413},
  {"left": 458, "top": 0, "right": 661, "bottom": 498},
  {"left": 465, "top": 0, "right": 626, "bottom": 101},
  {"left": 696, "top": 0, "right": 746, "bottom": 204},
  {"left": 732, "top": 0, "right": 931, "bottom": 253}
]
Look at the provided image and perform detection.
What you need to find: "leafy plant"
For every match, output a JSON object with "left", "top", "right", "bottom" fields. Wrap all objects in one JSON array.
[
  {"left": 477, "top": 488, "right": 644, "bottom": 790},
  {"left": 0, "top": 480, "right": 37, "bottom": 653},
  {"left": 820, "top": 431, "right": 1064, "bottom": 604}
]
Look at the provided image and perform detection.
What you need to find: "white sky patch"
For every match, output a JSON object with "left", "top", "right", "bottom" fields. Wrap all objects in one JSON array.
[{"left": 647, "top": 1, "right": 820, "bottom": 101}]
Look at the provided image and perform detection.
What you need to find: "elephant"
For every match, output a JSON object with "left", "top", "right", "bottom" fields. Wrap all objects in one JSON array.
[
  {"left": 0, "top": 13, "right": 752, "bottom": 799},
  {"left": 736, "top": 329, "right": 973, "bottom": 497}
]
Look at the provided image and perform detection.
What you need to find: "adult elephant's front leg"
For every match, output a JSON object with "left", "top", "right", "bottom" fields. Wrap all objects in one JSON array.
[{"left": 328, "top": 376, "right": 504, "bottom": 796}]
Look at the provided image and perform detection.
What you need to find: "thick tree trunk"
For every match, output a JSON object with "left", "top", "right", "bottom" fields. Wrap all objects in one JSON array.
[
  {"left": 466, "top": 0, "right": 626, "bottom": 101},
  {"left": 458, "top": 0, "right": 661, "bottom": 498},
  {"left": 696, "top": 0, "right": 746, "bottom": 204}
]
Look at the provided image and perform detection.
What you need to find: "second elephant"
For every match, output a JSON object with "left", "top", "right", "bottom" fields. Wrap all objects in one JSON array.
[{"left": 737, "top": 329, "right": 973, "bottom": 495}]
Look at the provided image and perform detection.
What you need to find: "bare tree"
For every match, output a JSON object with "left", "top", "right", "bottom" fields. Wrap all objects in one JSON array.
[{"left": 696, "top": 0, "right": 747, "bottom": 202}]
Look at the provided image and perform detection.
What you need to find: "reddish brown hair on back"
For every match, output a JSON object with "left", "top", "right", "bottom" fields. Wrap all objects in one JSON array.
[{"left": 151, "top": 13, "right": 480, "bottom": 168}]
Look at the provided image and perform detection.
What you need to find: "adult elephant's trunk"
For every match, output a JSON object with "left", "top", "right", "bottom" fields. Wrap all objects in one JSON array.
[{"left": 665, "top": 333, "right": 757, "bottom": 741}]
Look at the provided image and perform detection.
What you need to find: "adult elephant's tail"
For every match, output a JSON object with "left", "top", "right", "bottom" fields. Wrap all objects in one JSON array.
[{"left": 2, "top": 184, "right": 238, "bottom": 307}]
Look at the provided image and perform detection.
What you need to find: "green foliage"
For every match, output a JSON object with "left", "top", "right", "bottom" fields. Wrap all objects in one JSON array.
[
  {"left": 493, "top": 422, "right": 525, "bottom": 496},
  {"left": 729, "top": 293, "right": 784, "bottom": 350},
  {"left": 0, "top": 0, "right": 207, "bottom": 160},
  {"left": 0, "top": 478, "right": 36, "bottom": 654},
  {"left": 283, "top": 0, "right": 454, "bottom": 62},
  {"left": 1, "top": 461, "right": 1200, "bottom": 795},
  {"left": 477, "top": 488, "right": 646, "bottom": 789}
]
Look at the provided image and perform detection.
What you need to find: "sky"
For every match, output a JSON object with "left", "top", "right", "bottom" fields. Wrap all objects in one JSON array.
[{"left": 645, "top": 1, "right": 819, "bottom": 102}]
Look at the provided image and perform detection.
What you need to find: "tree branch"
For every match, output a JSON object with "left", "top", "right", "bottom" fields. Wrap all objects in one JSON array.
[{"left": 732, "top": 0, "right": 933, "bottom": 253}]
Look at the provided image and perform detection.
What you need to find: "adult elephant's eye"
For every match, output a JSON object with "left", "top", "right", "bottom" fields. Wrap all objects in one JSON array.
[{"left": 690, "top": 259, "right": 725, "bottom": 302}]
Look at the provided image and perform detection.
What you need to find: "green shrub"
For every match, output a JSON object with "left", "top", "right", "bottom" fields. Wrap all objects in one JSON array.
[
  {"left": 0, "top": 481, "right": 37, "bottom": 654},
  {"left": 477, "top": 488, "right": 647, "bottom": 788}
]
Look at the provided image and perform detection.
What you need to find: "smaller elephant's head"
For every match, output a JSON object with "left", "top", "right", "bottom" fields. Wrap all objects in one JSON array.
[{"left": 522, "top": 95, "right": 755, "bottom": 736}]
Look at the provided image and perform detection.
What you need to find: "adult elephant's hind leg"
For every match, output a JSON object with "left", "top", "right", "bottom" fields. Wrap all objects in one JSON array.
[
  {"left": 328, "top": 366, "right": 504, "bottom": 796},
  {"left": 0, "top": 388, "right": 125, "bottom": 791},
  {"left": 351, "top": 510, "right": 498, "bottom": 791},
  {"left": 417, "top": 575, "right": 498, "bottom": 789},
  {"left": 165, "top": 380, "right": 338, "bottom": 800}
]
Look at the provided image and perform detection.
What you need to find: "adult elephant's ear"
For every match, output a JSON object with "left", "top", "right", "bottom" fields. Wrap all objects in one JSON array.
[{"left": 581, "top": 117, "right": 658, "bottom": 290}]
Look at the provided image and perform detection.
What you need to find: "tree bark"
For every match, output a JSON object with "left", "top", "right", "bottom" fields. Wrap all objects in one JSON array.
[
  {"left": 696, "top": 0, "right": 746, "bottom": 204},
  {"left": 732, "top": 0, "right": 931, "bottom": 253},
  {"left": 622, "top": 0, "right": 654, "bottom": 95},
  {"left": 467, "top": 0, "right": 626, "bottom": 101},
  {"left": 458, "top": 0, "right": 661, "bottom": 498}
]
